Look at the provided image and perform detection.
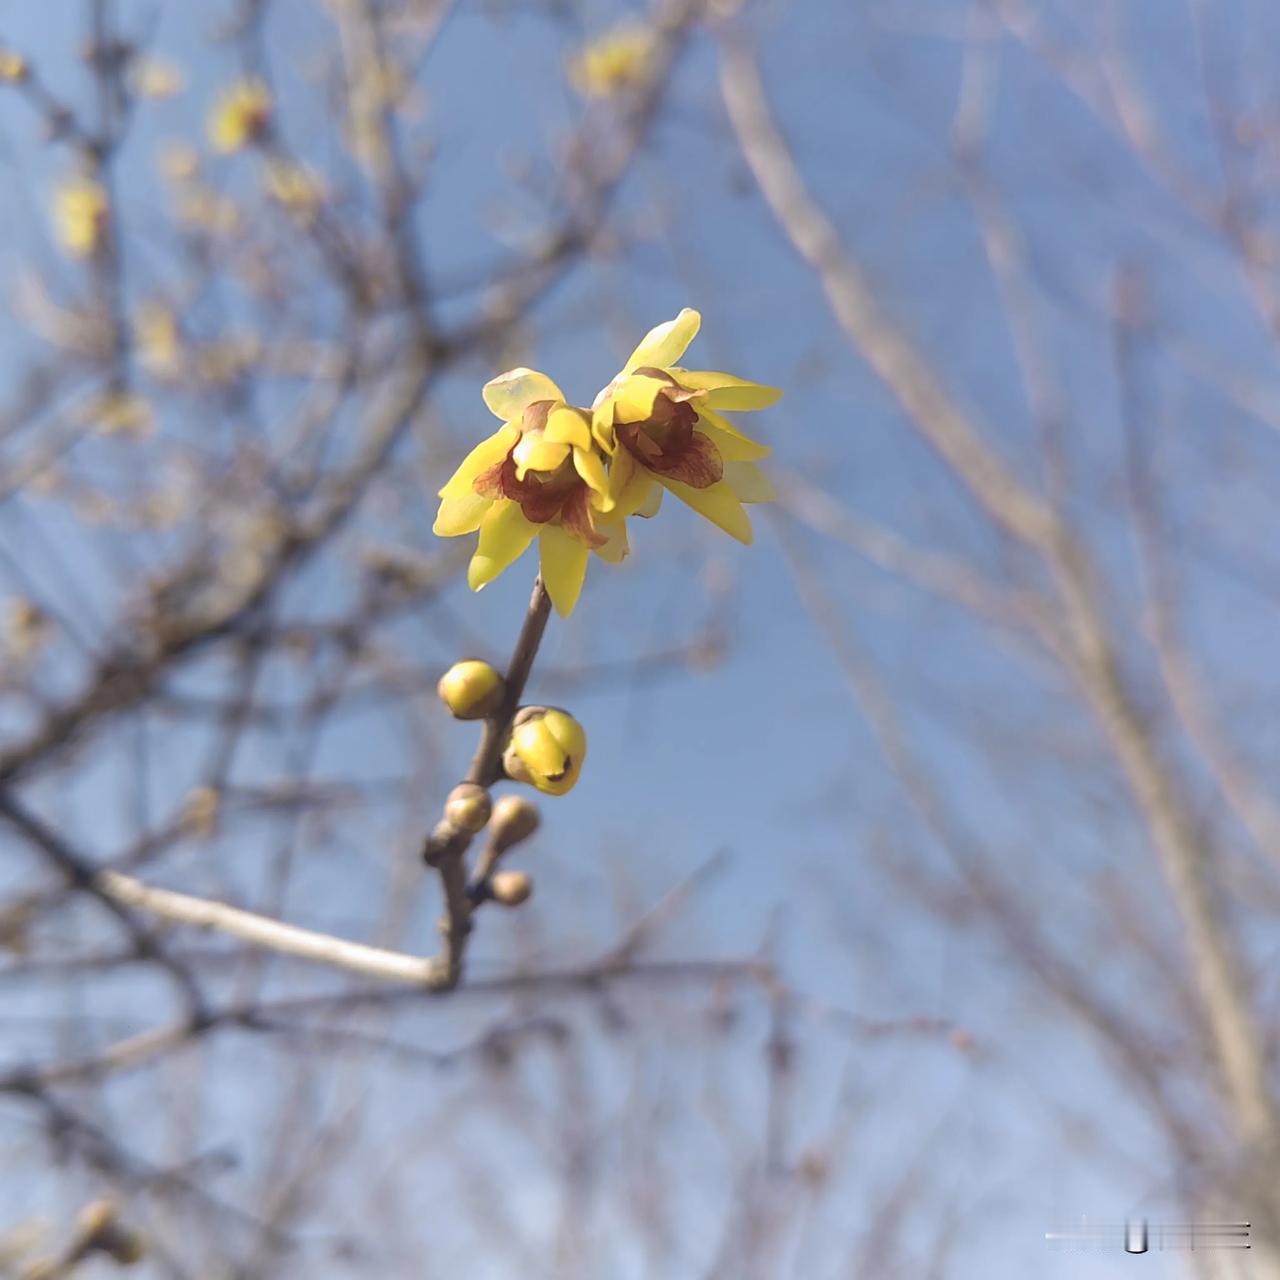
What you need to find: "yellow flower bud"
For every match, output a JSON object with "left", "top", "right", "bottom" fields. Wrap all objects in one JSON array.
[
  {"left": 437, "top": 659, "right": 504, "bottom": 720},
  {"left": 444, "top": 783, "right": 492, "bottom": 834},
  {"left": 502, "top": 707, "right": 586, "bottom": 796},
  {"left": 489, "top": 794, "right": 540, "bottom": 851},
  {"left": 490, "top": 869, "right": 533, "bottom": 907}
]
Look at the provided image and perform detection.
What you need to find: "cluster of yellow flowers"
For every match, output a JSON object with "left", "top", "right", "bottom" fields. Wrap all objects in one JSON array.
[{"left": 434, "top": 309, "right": 779, "bottom": 616}]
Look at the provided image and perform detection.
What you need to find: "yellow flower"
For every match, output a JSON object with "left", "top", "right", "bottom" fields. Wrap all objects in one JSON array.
[
  {"left": 433, "top": 368, "right": 622, "bottom": 616},
  {"left": 54, "top": 177, "right": 109, "bottom": 257},
  {"left": 0, "top": 49, "right": 28, "bottom": 83},
  {"left": 90, "top": 389, "right": 153, "bottom": 438},
  {"left": 590, "top": 308, "right": 780, "bottom": 543},
  {"left": 208, "top": 78, "right": 272, "bottom": 153},
  {"left": 135, "top": 300, "right": 179, "bottom": 376},
  {"left": 568, "top": 23, "right": 655, "bottom": 98},
  {"left": 503, "top": 707, "right": 586, "bottom": 796}
]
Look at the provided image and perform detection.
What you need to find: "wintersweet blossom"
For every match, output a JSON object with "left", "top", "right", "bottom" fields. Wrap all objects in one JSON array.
[
  {"left": 433, "top": 368, "right": 622, "bottom": 616},
  {"left": 590, "top": 308, "right": 779, "bottom": 543},
  {"left": 433, "top": 309, "right": 780, "bottom": 615}
]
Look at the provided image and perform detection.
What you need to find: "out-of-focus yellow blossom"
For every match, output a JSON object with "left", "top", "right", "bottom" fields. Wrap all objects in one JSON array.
[
  {"left": 264, "top": 161, "right": 323, "bottom": 217},
  {"left": 132, "top": 56, "right": 183, "bottom": 99},
  {"left": 503, "top": 707, "right": 586, "bottom": 796},
  {"left": 433, "top": 367, "right": 622, "bottom": 616},
  {"left": 54, "top": 177, "right": 109, "bottom": 257},
  {"left": 568, "top": 22, "right": 655, "bottom": 98},
  {"left": 590, "top": 307, "right": 779, "bottom": 544},
  {"left": 0, "top": 49, "right": 28, "bottom": 83},
  {"left": 4, "top": 598, "right": 51, "bottom": 661},
  {"left": 89, "top": 390, "right": 153, "bottom": 438},
  {"left": 135, "top": 300, "right": 179, "bottom": 376},
  {"left": 208, "top": 78, "right": 272, "bottom": 153}
]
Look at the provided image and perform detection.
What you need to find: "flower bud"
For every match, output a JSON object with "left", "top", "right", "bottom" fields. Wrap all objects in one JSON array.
[
  {"left": 490, "top": 869, "right": 533, "bottom": 907},
  {"left": 489, "top": 794, "right": 541, "bottom": 851},
  {"left": 436, "top": 659, "right": 504, "bottom": 720},
  {"left": 502, "top": 707, "right": 586, "bottom": 796},
  {"left": 444, "top": 783, "right": 492, "bottom": 834}
]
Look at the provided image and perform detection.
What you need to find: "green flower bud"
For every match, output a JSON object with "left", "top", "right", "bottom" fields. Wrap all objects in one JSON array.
[
  {"left": 445, "top": 783, "right": 492, "bottom": 834},
  {"left": 437, "top": 659, "right": 504, "bottom": 720},
  {"left": 489, "top": 794, "right": 541, "bottom": 851},
  {"left": 490, "top": 869, "right": 533, "bottom": 906},
  {"left": 502, "top": 707, "right": 586, "bottom": 796}
]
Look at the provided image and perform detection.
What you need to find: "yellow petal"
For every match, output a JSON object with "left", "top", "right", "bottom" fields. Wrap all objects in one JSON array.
[
  {"left": 591, "top": 398, "right": 617, "bottom": 452},
  {"left": 481, "top": 368, "right": 564, "bottom": 422},
  {"left": 610, "top": 374, "right": 668, "bottom": 424},
  {"left": 607, "top": 448, "right": 657, "bottom": 516},
  {"left": 572, "top": 446, "right": 609, "bottom": 500},
  {"left": 440, "top": 425, "right": 518, "bottom": 499},
  {"left": 433, "top": 491, "right": 492, "bottom": 536},
  {"left": 593, "top": 516, "right": 630, "bottom": 563},
  {"left": 658, "top": 477, "right": 752, "bottom": 544},
  {"left": 544, "top": 406, "right": 592, "bottom": 449},
  {"left": 622, "top": 308, "right": 701, "bottom": 374},
  {"left": 696, "top": 408, "right": 771, "bottom": 461},
  {"left": 513, "top": 432, "right": 570, "bottom": 479},
  {"left": 671, "top": 368, "right": 782, "bottom": 411},
  {"left": 635, "top": 484, "right": 662, "bottom": 518},
  {"left": 468, "top": 501, "right": 537, "bottom": 590},
  {"left": 723, "top": 461, "right": 775, "bottom": 504},
  {"left": 539, "top": 525, "right": 589, "bottom": 616},
  {"left": 512, "top": 721, "right": 567, "bottom": 777}
]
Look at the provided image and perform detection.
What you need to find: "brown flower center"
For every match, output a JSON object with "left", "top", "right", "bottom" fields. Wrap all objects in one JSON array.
[
  {"left": 616, "top": 374, "right": 722, "bottom": 490},
  {"left": 474, "top": 452, "right": 605, "bottom": 547}
]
